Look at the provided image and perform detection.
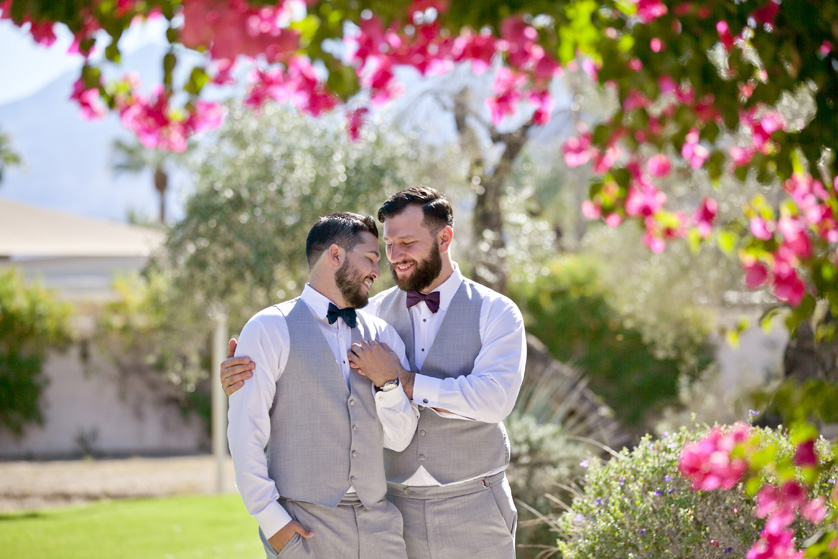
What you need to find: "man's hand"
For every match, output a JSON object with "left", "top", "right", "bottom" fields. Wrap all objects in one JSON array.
[
  {"left": 268, "top": 520, "right": 314, "bottom": 553},
  {"left": 220, "top": 338, "right": 254, "bottom": 396},
  {"left": 348, "top": 340, "right": 409, "bottom": 390}
]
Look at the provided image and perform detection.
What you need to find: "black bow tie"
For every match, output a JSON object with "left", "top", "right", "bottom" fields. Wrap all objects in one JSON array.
[
  {"left": 327, "top": 303, "right": 357, "bottom": 328},
  {"left": 406, "top": 291, "right": 441, "bottom": 313}
]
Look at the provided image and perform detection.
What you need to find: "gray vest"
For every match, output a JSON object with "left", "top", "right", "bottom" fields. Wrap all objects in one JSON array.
[
  {"left": 378, "top": 280, "right": 510, "bottom": 484},
  {"left": 267, "top": 299, "right": 386, "bottom": 508}
]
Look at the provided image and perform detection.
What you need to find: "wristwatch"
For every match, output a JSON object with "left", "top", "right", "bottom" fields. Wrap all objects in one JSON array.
[{"left": 375, "top": 378, "right": 400, "bottom": 393}]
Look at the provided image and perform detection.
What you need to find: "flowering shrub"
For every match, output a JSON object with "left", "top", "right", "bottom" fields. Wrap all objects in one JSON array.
[
  {"left": 556, "top": 426, "right": 835, "bottom": 559},
  {"left": 679, "top": 423, "right": 838, "bottom": 559}
]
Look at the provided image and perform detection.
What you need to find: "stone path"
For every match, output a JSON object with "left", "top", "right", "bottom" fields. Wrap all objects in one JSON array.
[{"left": 0, "top": 455, "right": 237, "bottom": 512}]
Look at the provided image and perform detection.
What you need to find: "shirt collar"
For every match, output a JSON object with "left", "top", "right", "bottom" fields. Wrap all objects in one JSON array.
[
  {"left": 301, "top": 284, "right": 341, "bottom": 324},
  {"left": 427, "top": 263, "right": 463, "bottom": 313}
]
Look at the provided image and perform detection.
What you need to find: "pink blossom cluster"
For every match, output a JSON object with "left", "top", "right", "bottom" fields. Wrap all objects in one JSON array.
[
  {"left": 743, "top": 173, "right": 837, "bottom": 306},
  {"left": 244, "top": 56, "right": 337, "bottom": 116},
  {"left": 179, "top": 0, "right": 301, "bottom": 64},
  {"left": 678, "top": 424, "right": 751, "bottom": 491},
  {"left": 746, "top": 479, "right": 826, "bottom": 559},
  {"left": 115, "top": 79, "right": 224, "bottom": 152},
  {"left": 681, "top": 428, "right": 835, "bottom": 559},
  {"left": 0, "top": 0, "right": 56, "bottom": 46},
  {"left": 346, "top": 6, "right": 561, "bottom": 127}
]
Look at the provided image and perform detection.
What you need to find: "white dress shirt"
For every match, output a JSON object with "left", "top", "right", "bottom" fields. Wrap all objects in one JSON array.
[
  {"left": 228, "top": 284, "right": 419, "bottom": 538},
  {"left": 367, "top": 265, "right": 527, "bottom": 486}
]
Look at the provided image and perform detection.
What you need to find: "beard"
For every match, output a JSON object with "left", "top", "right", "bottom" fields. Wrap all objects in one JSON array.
[
  {"left": 390, "top": 241, "right": 443, "bottom": 293},
  {"left": 335, "top": 260, "right": 371, "bottom": 308}
]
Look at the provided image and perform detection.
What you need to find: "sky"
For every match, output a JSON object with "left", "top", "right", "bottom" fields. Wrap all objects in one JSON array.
[{"left": 0, "top": 18, "right": 167, "bottom": 106}]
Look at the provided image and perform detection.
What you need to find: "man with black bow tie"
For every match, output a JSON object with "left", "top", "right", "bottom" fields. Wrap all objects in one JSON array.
[
  {"left": 224, "top": 188, "right": 526, "bottom": 559},
  {"left": 227, "top": 212, "right": 417, "bottom": 559}
]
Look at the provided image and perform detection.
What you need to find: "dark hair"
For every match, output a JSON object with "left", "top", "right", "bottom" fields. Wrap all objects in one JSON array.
[
  {"left": 305, "top": 212, "right": 379, "bottom": 268},
  {"left": 377, "top": 186, "right": 454, "bottom": 231}
]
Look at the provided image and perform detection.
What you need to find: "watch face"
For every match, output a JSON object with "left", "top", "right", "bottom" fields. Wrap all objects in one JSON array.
[{"left": 380, "top": 379, "right": 399, "bottom": 391}]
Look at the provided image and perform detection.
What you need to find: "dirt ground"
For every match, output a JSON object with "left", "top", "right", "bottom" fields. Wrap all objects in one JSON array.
[{"left": 0, "top": 455, "right": 237, "bottom": 512}]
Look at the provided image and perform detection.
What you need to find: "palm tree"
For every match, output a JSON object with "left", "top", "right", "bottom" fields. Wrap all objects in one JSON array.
[{"left": 111, "top": 139, "right": 184, "bottom": 224}]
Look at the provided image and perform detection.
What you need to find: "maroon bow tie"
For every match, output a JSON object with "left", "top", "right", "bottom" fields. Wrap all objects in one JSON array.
[{"left": 406, "top": 291, "right": 441, "bottom": 313}]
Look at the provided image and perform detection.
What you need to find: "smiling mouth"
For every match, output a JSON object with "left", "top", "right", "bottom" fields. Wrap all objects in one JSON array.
[
  {"left": 363, "top": 277, "right": 374, "bottom": 289},
  {"left": 394, "top": 261, "right": 414, "bottom": 274}
]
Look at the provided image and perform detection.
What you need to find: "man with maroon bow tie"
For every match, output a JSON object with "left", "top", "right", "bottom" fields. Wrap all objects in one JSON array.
[{"left": 223, "top": 187, "right": 527, "bottom": 559}]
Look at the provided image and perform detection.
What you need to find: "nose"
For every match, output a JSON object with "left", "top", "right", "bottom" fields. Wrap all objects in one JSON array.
[
  {"left": 371, "top": 262, "right": 380, "bottom": 280},
  {"left": 387, "top": 244, "right": 401, "bottom": 264}
]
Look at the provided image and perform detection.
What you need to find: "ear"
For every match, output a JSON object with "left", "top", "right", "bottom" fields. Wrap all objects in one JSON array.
[
  {"left": 327, "top": 244, "right": 345, "bottom": 267},
  {"left": 437, "top": 226, "right": 454, "bottom": 253}
]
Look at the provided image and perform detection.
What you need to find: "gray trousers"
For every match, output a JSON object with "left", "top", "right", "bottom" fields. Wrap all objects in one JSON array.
[
  {"left": 386, "top": 472, "right": 517, "bottom": 559},
  {"left": 259, "top": 494, "right": 408, "bottom": 559}
]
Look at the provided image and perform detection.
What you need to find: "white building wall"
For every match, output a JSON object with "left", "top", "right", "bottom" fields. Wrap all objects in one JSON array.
[{"left": 0, "top": 335, "right": 208, "bottom": 460}]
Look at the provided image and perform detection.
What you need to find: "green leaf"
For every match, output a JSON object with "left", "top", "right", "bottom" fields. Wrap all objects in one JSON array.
[
  {"left": 717, "top": 230, "right": 737, "bottom": 255},
  {"left": 184, "top": 67, "right": 210, "bottom": 96}
]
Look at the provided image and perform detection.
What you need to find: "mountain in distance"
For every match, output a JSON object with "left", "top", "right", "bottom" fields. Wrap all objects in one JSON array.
[{"left": 0, "top": 44, "right": 191, "bottom": 224}]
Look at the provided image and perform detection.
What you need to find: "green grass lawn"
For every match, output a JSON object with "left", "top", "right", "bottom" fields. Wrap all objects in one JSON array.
[{"left": 0, "top": 494, "right": 265, "bottom": 559}]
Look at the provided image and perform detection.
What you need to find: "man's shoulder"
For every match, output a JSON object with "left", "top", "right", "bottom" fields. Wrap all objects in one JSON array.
[
  {"left": 368, "top": 285, "right": 402, "bottom": 313},
  {"left": 245, "top": 298, "right": 299, "bottom": 326},
  {"left": 461, "top": 277, "right": 522, "bottom": 314}
]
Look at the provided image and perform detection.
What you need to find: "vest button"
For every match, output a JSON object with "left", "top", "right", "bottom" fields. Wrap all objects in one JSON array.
[
  {"left": 351, "top": 450, "right": 358, "bottom": 458},
  {"left": 348, "top": 399, "right": 356, "bottom": 406},
  {"left": 419, "top": 430, "right": 426, "bottom": 437},
  {"left": 352, "top": 424, "right": 358, "bottom": 432},
  {"left": 418, "top": 454, "right": 426, "bottom": 462}
]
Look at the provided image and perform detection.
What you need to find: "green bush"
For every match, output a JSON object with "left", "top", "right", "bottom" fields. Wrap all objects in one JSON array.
[
  {"left": 0, "top": 268, "right": 72, "bottom": 435},
  {"left": 509, "top": 255, "right": 714, "bottom": 428},
  {"left": 556, "top": 426, "right": 835, "bottom": 559}
]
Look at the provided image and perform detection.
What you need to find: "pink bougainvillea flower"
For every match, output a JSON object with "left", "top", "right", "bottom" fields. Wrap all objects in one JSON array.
[
  {"left": 562, "top": 133, "right": 596, "bottom": 168},
  {"left": 650, "top": 37, "right": 664, "bottom": 52},
  {"left": 528, "top": 88, "right": 553, "bottom": 125},
  {"left": 800, "top": 497, "right": 827, "bottom": 524},
  {"left": 70, "top": 77, "right": 107, "bottom": 120},
  {"left": 756, "top": 485, "right": 781, "bottom": 518},
  {"left": 793, "top": 440, "right": 818, "bottom": 468},
  {"left": 682, "top": 128, "right": 709, "bottom": 169},
  {"left": 694, "top": 197, "right": 718, "bottom": 238},
  {"left": 647, "top": 153, "right": 671, "bottom": 177},
  {"left": 487, "top": 66, "right": 527, "bottom": 125},
  {"left": 346, "top": 107, "right": 368, "bottom": 141},
  {"left": 750, "top": 217, "right": 775, "bottom": 240},
  {"left": 635, "top": 0, "right": 668, "bottom": 23},
  {"left": 679, "top": 424, "right": 751, "bottom": 491},
  {"left": 581, "top": 200, "right": 602, "bottom": 220},
  {"left": 731, "top": 146, "right": 756, "bottom": 168},
  {"left": 716, "top": 21, "right": 735, "bottom": 50},
  {"left": 742, "top": 258, "right": 770, "bottom": 289},
  {"left": 771, "top": 264, "right": 806, "bottom": 306},
  {"left": 604, "top": 213, "right": 623, "bottom": 227},
  {"left": 751, "top": 0, "right": 781, "bottom": 26}
]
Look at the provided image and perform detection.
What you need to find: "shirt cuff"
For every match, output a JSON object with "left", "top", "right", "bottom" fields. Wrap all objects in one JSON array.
[
  {"left": 374, "top": 384, "right": 408, "bottom": 407},
  {"left": 254, "top": 500, "right": 293, "bottom": 540},
  {"left": 412, "top": 374, "right": 441, "bottom": 408}
]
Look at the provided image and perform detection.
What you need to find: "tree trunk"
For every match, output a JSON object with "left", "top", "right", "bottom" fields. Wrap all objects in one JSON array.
[
  {"left": 154, "top": 165, "right": 168, "bottom": 224},
  {"left": 783, "top": 309, "right": 838, "bottom": 382},
  {"left": 451, "top": 87, "right": 532, "bottom": 295}
]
